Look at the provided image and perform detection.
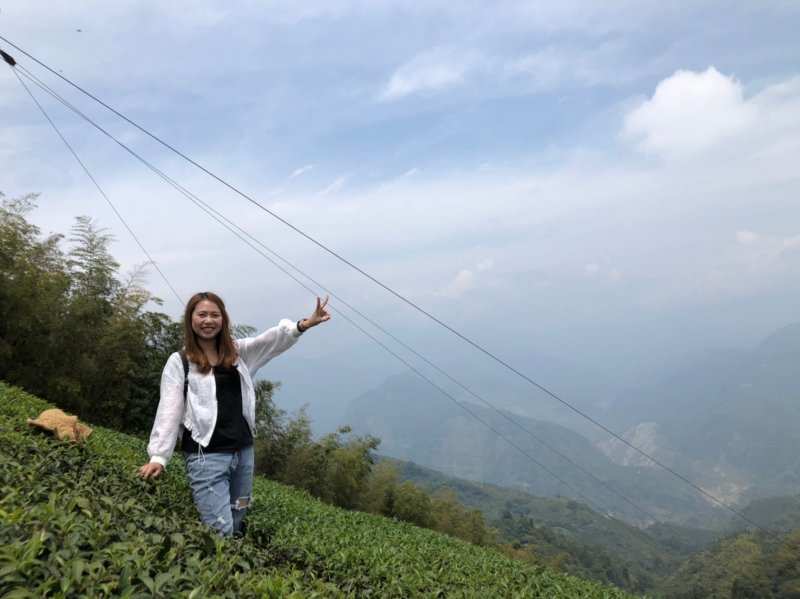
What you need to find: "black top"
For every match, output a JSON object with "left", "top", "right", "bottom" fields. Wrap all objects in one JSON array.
[{"left": 182, "top": 364, "right": 253, "bottom": 454}]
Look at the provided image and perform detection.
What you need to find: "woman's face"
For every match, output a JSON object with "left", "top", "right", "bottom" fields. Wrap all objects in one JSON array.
[{"left": 192, "top": 299, "right": 223, "bottom": 341}]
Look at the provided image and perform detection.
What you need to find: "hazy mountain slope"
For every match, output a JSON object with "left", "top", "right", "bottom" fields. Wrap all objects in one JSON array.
[
  {"left": 346, "top": 372, "right": 723, "bottom": 525},
  {"left": 391, "top": 457, "right": 800, "bottom": 595},
  {"left": 391, "top": 456, "right": 718, "bottom": 554},
  {"left": 603, "top": 323, "right": 800, "bottom": 503},
  {"left": 732, "top": 494, "right": 800, "bottom": 533},
  {"left": 388, "top": 457, "right": 720, "bottom": 593}
]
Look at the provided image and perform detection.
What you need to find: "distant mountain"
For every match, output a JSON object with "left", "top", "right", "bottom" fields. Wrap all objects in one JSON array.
[
  {"left": 390, "top": 456, "right": 719, "bottom": 554},
  {"left": 345, "top": 371, "right": 724, "bottom": 526},
  {"left": 265, "top": 332, "right": 627, "bottom": 441},
  {"left": 732, "top": 494, "right": 800, "bottom": 533},
  {"left": 387, "top": 457, "right": 720, "bottom": 594},
  {"left": 602, "top": 323, "right": 800, "bottom": 504},
  {"left": 390, "top": 458, "right": 800, "bottom": 595}
]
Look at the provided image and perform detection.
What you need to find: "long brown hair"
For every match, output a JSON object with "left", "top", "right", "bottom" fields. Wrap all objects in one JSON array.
[{"left": 183, "top": 291, "right": 237, "bottom": 374}]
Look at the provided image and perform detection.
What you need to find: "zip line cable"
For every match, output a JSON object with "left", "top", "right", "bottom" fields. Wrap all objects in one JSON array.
[
  {"left": 12, "top": 64, "right": 630, "bottom": 521},
  {"left": 1, "top": 40, "right": 769, "bottom": 531},
  {"left": 15, "top": 65, "right": 663, "bottom": 525},
  {"left": 9, "top": 74, "right": 620, "bottom": 519},
  {"left": 4, "top": 60, "right": 183, "bottom": 306},
  {"left": 17, "top": 64, "right": 673, "bottom": 524},
  {"left": 7, "top": 44, "right": 766, "bottom": 531}
]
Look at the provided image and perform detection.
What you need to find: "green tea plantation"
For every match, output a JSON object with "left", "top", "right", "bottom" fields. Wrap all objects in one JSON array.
[{"left": 0, "top": 382, "right": 636, "bottom": 598}]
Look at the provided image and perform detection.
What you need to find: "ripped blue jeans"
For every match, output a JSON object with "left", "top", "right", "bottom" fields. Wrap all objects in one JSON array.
[{"left": 184, "top": 445, "right": 254, "bottom": 537}]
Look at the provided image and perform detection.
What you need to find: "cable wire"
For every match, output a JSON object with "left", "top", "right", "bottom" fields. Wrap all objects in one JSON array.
[
  {"left": 13, "top": 64, "right": 634, "bottom": 519},
  {"left": 9, "top": 66, "right": 627, "bottom": 519},
  {"left": 1, "top": 38, "right": 770, "bottom": 532},
  {"left": 16, "top": 62, "right": 663, "bottom": 523},
  {"left": 6, "top": 63, "right": 183, "bottom": 306}
]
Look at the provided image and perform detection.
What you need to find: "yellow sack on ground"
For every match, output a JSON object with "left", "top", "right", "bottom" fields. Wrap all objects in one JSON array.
[{"left": 27, "top": 408, "right": 93, "bottom": 442}]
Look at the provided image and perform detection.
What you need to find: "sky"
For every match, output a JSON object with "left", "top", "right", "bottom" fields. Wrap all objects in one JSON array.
[{"left": 2, "top": 2, "right": 800, "bottom": 432}]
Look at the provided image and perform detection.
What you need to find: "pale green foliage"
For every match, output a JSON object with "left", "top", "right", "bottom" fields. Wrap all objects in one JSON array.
[
  {"left": 68, "top": 215, "right": 120, "bottom": 300},
  {"left": 359, "top": 460, "right": 400, "bottom": 515},
  {"left": 393, "top": 481, "right": 434, "bottom": 528},
  {"left": 657, "top": 529, "right": 800, "bottom": 598},
  {"left": 431, "top": 488, "right": 493, "bottom": 546}
]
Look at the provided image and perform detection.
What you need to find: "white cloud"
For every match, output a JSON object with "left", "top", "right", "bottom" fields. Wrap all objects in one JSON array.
[
  {"left": 476, "top": 258, "right": 494, "bottom": 272},
  {"left": 783, "top": 235, "right": 800, "bottom": 249},
  {"left": 736, "top": 230, "right": 759, "bottom": 245},
  {"left": 5, "top": 6, "right": 800, "bottom": 341},
  {"left": 289, "top": 164, "right": 314, "bottom": 179},
  {"left": 506, "top": 48, "right": 567, "bottom": 89},
  {"left": 437, "top": 269, "right": 475, "bottom": 298},
  {"left": 318, "top": 176, "right": 348, "bottom": 196},
  {"left": 623, "top": 67, "right": 757, "bottom": 159},
  {"left": 584, "top": 263, "right": 600, "bottom": 276},
  {"left": 380, "top": 47, "right": 479, "bottom": 101},
  {"left": 506, "top": 41, "right": 634, "bottom": 90},
  {"left": 381, "top": 41, "right": 630, "bottom": 104}
]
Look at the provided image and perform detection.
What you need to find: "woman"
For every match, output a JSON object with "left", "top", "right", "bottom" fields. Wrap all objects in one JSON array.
[{"left": 137, "top": 291, "right": 330, "bottom": 537}]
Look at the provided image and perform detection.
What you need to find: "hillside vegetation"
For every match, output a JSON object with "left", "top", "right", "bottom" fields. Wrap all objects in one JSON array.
[
  {"left": 656, "top": 530, "right": 800, "bottom": 598},
  {"left": 0, "top": 382, "right": 634, "bottom": 598},
  {"left": 392, "top": 457, "right": 719, "bottom": 593}
]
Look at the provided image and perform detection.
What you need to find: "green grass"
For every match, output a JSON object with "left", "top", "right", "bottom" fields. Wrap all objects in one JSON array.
[{"left": 0, "top": 381, "right": 636, "bottom": 598}]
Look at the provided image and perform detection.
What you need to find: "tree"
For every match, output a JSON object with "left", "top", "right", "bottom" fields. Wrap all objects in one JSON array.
[
  {"left": 430, "top": 488, "right": 492, "bottom": 546},
  {"left": 0, "top": 193, "right": 70, "bottom": 399},
  {"left": 772, "top": 529, "right": 800, "bottom": 598},
  {"left": 68, "top": 216, "right": 119, "bottom": 302},
  {"left": 252, "top": 384, "right": 383, "bottom": 513},
  {"left": 321, "top": 427, "right": 380, "bottom": 509},
  {"left": 360, "top": 461, "right": 400, "bottom": 516},
  {"left": 393, "top": 482, "right": 434, "bottom": 528},
  {"left": 0, "top": 194, "right": 178, "bottom": 433}
]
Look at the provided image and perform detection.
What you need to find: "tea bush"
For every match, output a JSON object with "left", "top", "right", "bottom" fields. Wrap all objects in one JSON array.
[
  {"left": 0, "top": 388, "right": 339, "bottom": 598},
  {"left": 0, "top": 382, "right": 634, "bottom": 598}
]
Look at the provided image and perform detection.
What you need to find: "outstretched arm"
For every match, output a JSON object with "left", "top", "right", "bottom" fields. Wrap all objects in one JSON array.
[{"left": 238, "top": 296, "right": 331, "bottom": 374}]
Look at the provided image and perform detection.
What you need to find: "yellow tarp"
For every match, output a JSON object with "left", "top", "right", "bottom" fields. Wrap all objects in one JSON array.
[{"left": 27, "top": 408, "right": 93, "bottom": 442}]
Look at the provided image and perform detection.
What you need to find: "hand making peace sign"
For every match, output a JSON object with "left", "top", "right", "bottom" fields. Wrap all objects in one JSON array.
[{"left": 300, "top": 295, "right": 331, "bottom": 331}]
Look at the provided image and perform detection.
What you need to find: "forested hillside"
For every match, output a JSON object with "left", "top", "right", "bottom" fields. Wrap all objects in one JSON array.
[
  {"left": 656, "top": 530, "right": 800, "bottom": 598},
  {"left": 393, "top": 457, "right": 800, "bottom": 596},
  {"left": 391, "top": 457, "right": 720, "bottom": 594}
]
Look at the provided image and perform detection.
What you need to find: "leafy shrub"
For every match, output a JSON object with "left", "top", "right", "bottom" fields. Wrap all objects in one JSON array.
[
  {"left": 0, "top": 385, "right": 340, "bottom": 598},
  {"left": 0, "top": 382, "right": 634, "bottom": 598}
]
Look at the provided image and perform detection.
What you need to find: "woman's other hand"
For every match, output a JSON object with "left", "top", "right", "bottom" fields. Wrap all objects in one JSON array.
[
  {"left": 138, "top": 462, "right": 164, "bottom": 479},
  {"left": 301, "top": 295, "right": 331, "bottom": 330}
]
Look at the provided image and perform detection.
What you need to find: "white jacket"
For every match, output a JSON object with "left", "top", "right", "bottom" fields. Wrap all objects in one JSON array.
[{"left": 147, "top": 318, "right": 303, "bottom": 467}]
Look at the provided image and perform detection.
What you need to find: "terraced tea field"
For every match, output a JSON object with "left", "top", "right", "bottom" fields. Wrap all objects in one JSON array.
[{"left": 0, "top": 382, "right": 634, "bottom": 598}]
